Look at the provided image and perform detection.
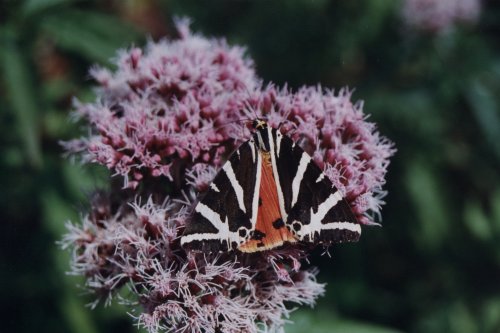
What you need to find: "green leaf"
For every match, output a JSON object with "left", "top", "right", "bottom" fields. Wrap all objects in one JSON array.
[
  {"left": 41, "top": 10, "right": 141, "bottom": 64},
  {"left": 286, "top": 310, "right": 403, "bottom": 333},
  {"left": 463, "top": 199, "right": 491, "bottom": 241},
  {"left": 482, "top": 299, "right": 500, "bottom": 333},
  {"left": 492, "top": 190, "right": 500, "bottom": 235},
  {"left": 22, "top": 0, "right": 77, "bottom": 16},
  {"left": 448, "top": 302, "right": 478, "bottom": 333},
  {"left": 60, "top": 292, "right": 98, "bottom": 333},
  {"left": 41, "top": 189, "right": 78, "bottom": 235},
  {"left": 405, "top": 161, "right": 449, "bottom": 249},
  {"left": 1, "top": 31, "right": 42, "bottom": 168},
  {"left": 62, "top": 162, "right": 109, "bottom": 202},
  {"left": 467, "top": 78, "right": 500, "bottom": 161},
  {"left": 417, "top": 301, "right": 478, "bottom": 333},
  {"left": 41, "top": 77, "right": 77, "bottom": 103},
  {"left": 63, "top": 9, "right": 142, "bottom": 42}
]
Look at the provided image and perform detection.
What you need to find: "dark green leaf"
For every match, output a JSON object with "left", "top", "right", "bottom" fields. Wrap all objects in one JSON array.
[
  {"left": 467, "top": 78, "right": 500, "bottom": 160},
  {"left": 41, "top": 10, "right": 141, "bottom": 64},
  {"left": 286, "top": 311, "right": 403, "bottom": 333},
  {"left": 22, "top": 0, "right": 78, "bottom": 16},
  {"left": 405, "top": 161, "right": 449, "bottom": 249},
  {"left": 492, "top": 190, "right": 500, "bottom": 234},
  {"left": 1, "top": 32, "right": 42, "bottom": 167},
  {"left": 464, "top": 199, "right": 491, "bottom": 241}
]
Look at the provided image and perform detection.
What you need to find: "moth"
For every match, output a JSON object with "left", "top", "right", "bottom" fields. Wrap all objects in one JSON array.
[{"left": 181, "top": 119, "right": 361, "bottom": 252}]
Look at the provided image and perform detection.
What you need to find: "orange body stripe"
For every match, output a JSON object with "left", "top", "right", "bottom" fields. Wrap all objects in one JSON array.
[{"left": 239, "top": 152, "right": 296, "bottom": 252}]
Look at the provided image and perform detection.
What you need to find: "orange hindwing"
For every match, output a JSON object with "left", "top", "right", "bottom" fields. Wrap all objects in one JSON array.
[{"left": 239, "top": 152, "right": 296, "bottom": 252}]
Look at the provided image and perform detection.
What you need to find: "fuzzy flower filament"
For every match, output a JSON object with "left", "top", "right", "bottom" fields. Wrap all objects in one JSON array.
[{"left": 62, "top": 20, "right": 394, "bottom": 333}]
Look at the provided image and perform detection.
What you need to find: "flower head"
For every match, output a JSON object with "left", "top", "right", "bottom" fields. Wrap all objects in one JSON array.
[
  {"left": 401, "top": 0, "right": 481, "bottom": 33},
  {"left": 67, "top": 18, "right": 258, "bottom": 189},
  {"left": 239, "top": 85, "right": 395, "bottom": 225},
  {"left": 62, "top": 194, "right": 325, "bottom": 333},
  {"left": 63, "top": 19, "right": 394, "bottom": 332}
]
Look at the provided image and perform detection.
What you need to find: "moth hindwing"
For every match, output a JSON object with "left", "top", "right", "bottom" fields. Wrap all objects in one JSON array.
[{"left": 181, "top": 120, "right": 361, "bottom": 252}]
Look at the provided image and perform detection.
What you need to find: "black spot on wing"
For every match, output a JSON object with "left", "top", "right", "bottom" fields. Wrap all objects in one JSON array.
[
  {"left": 292, "top": 221, "right": 302, "bottom": 231},
  {"left": 252, "top": 230, "right": 266, "bottom": 240},
  {"left": 272, "top": 218, "right": 285, "bottom": 229}
]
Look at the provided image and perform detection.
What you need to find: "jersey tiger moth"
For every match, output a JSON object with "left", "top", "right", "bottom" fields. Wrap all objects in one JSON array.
[{"left": 181, "top": 119, "right": 361, "bottom": 252}]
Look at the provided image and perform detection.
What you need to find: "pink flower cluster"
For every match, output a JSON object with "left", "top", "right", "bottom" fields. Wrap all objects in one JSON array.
[
  {"left": 241, "top": 86, "right": 394, "bottom": 225},
  {"left": 401, "top": 0, "right": 481, "bottom": 33},
  {"left": 63, "top": 19, "right": 394, "bottom": 333},
  {"left": 65, "top": 18, "right": 257, "bottom": 189},
  {"left": 62, "top": 196, "right": 323, "bottom": 332}
]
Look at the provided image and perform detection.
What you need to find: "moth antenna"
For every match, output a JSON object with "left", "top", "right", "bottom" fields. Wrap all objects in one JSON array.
[
  {"left": 240, "top": 84, "right": 266, "bottom": 123},
  {"left": 209, "top": 115, "right": 253, "bottom": 145},
  {"left": 274, "top": 105, "right": 295, "bottom": 132},
  {"left": 241, "top": 99, "right": 261, "bottom": 124},
  {"left": 282, "top": 105, "right": 293, "bottom": 122},
  {"left": 277, "top": 120, "right": 285, "bottom": 131},
  {"left": 214, "top": 118, "right": 249, "bottom": 131}
]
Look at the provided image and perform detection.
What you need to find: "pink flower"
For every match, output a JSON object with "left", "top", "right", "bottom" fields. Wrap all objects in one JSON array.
[
  {"left": 62, "top": 19, "right": 394, "bottom": 332},
  {"left": 241, "top": 85, "right": 395, "bottom": 225},
  {"left": 69, "top": 18, "right": 258, "bottom": 189},
  {"left": 402, "top": 0, "right": 481, "bottom": 33},
  {"left": 62, "top": 194, "right": 325, "bottom": 332}
]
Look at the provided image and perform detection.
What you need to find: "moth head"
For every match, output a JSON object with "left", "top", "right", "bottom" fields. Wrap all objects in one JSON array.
[
  {"left": 251, "top": 119, "right": 272, "bottom": 151},
  {"left": 252, "top": 119, "right": 268, "bottom": 130}
]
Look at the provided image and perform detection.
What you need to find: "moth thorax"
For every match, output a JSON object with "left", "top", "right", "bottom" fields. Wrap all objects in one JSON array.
[
  {"left": 254, "top": 128, "right": 271, "bottom": 152},
  {"left": 262, "top": 151, "right": 272, "bottom": 166}
]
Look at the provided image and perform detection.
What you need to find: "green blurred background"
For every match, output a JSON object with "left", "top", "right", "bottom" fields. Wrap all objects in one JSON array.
[{"left": 2, "top": 0, "right": 500, "bottom": 332}]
